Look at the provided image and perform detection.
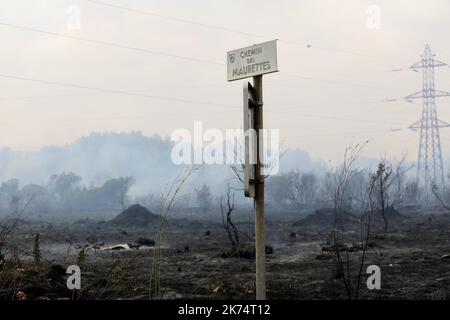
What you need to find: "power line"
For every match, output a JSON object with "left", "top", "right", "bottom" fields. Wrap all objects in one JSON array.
[
  {"left": 0, "top": 21, "right": 412, "bottom": 93},
  {"left": 0, "top": 110, "right": 405, "bottom": 127},
  {"left": 265, "top": 109, "right": 404, "bottom": 126},
  {"left": 279, "top": 67, "right": 407, "bottom": 82},
  {"left": 276, "top": 98, "right": 400, "bottom": 111},
  {"left": 0, "top": 21, "right": 224, "bottom": 66},
  {"left": 283, "top": 127, "right": 407, "bottom": 139},
  {"left": 0, "top": 72, "right": 237, "bottom": 109},
  {"left": 303, "top": 68, "right": 407, "bottom": 79},
  {"left": 0, "top": 72, "right": 408, "bottom": 126},
  {"left": 0, "top": 92, "right": 107, "bottom": 101},
  {"left": 281, "top": 72, "right": 406, "bottom": 92},
  {"left": 0, "top": 111, "right": 231, "bottom": 126},
  {"left": 86, "top": 0, "right": 272, "bottom": 41},
  {"left": 0, "top": 91, "right": 401, "bottom": 113},
  {"left": 0, "top": 68, "right": 408, "bottom": 101},
  {"left": 0, "top": 63, "right": 408, "bottom": 109},
  {"left": 86, "top": 0, "right": 407, "bottom": 63}
]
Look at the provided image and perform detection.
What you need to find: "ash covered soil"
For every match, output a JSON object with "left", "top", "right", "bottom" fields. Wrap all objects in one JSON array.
[{"left": 1, "top": 206, "right": 449, "bottom": 300}]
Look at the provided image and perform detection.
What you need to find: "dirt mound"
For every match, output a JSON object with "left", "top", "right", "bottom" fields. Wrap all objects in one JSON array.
[
  {"left": 134, "top": 237, "right": 155, "bottom": 246},
  {"left": 108, "top": 204, "right": 159, "bottom": 228},
  {"left": 294, "top": 207, "right": 408, "bottom": 232},
  {"left": 293, "top": 208, "right": 358, "bottom": 230}
]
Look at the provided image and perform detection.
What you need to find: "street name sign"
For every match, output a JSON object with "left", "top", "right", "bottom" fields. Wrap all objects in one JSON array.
[
  {"left": 227, "top": 40, "right": 278, "bottom": 82},
  {"left": 227, "top": 40, "right": 279, "bottom": 300}
]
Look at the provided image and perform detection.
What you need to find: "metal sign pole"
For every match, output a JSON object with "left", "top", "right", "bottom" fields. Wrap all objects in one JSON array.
[
  {"left": 227, "top": 40, "right": 277, "bottom": 300},
  {"left": 253, "top": 75, "right": 266, "bottom": 300}
]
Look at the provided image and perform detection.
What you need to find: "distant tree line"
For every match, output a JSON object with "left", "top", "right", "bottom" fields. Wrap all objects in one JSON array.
[
  {"left": 0, "top": 173, "right": 135, "bottom": 216},
  {"left": 264, "top": 155, "right": 443, "bottom": 213},
  {"left": 1, "top": 156, "right": 448, "bottom": 218}
]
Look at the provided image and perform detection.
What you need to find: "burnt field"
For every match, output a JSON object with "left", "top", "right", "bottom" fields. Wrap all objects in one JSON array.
[{"left": 1, "top": 206, "right": 449, "bottom": 300}]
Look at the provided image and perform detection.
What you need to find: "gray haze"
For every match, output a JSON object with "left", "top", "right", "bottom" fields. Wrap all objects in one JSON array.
[
  {"left": 0, "top": 1, "right": 449, "bottom": 177},
  {"left": 0, "top": 132, "right": 328, "bottom": 196}
]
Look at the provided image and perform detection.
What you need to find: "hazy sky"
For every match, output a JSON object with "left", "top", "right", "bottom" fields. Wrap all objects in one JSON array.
[{"left": 1, "top": 0, "right": 450, "bottom": 163}]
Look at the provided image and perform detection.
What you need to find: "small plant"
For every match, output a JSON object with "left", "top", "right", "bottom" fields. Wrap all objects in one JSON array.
[
  {"left": 12, "top": 245, "right": 22, "bottom": 269},
  {"left": 221, "top": 184, "right": 239, "bottom": 254},
  {"left": 328, "top": 142, "right": 373, "bottom": 299},
  {"left": 33, "top": 233, "right": 43, "bottom": 276},
  {"left": 149, "top": 165, "right": 196, "bottom": 299},
  {"left": 372, "top": 162, "right": 393, "bottom": 233},
  {"left": 76, "top": 246, "right": 86, "bottom": 269}
]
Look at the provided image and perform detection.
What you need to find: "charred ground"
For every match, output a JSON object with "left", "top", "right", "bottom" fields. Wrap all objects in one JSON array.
[{"left": 0, "top": 205, "right": 449, "bottom": 300}]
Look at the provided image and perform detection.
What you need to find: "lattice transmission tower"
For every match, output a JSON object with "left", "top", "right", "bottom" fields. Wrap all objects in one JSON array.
[{"left": 405, "top": 45, "right": 450, "bottom": 200}]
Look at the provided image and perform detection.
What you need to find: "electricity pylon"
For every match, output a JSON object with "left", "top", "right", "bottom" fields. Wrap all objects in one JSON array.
[{"left": 405, "top": 45, "right": 450, "bottom": 201}]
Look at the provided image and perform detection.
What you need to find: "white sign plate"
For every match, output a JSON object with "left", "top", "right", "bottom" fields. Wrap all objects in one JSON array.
[{"left": 227, "top": 40, "right": 278, "bottom": 82}]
